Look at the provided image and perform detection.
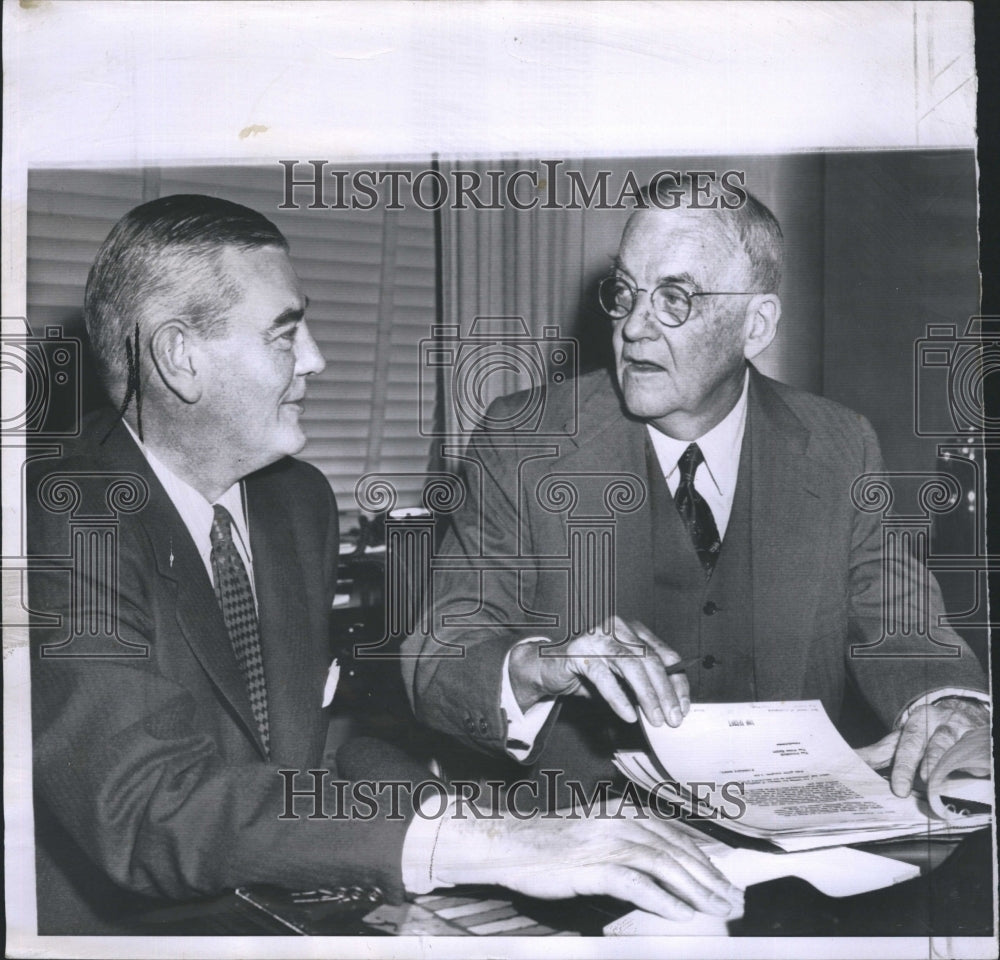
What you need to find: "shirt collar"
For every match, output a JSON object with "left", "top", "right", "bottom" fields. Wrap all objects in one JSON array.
[
  {"left": 122, "top": 421, "right": 248, "bottom": 549},
  {"left": 645, "top": 369, "right": 750, "bottom": 497}
]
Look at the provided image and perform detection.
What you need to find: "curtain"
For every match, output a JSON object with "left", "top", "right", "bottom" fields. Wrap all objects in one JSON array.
[{"left": 432, "top": 159, "right": 587, "bottom": 466}]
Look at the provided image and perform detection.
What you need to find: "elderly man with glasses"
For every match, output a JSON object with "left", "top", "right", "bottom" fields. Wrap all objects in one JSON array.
[{"left": 403, "top": 175, "right": 989, "bottom": 805}]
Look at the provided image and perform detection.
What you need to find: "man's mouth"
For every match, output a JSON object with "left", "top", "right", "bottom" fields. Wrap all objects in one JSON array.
[{"left": 623, "top": 358, "right": 666, "bottom": 372}]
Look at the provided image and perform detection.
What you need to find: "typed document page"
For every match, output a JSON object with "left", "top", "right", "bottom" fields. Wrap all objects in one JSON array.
[{"left": 641, "top": 700, "right": 990, "bottom": 846}]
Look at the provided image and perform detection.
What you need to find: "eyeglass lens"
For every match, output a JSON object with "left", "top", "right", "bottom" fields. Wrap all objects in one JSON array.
[{"left": 598, "top": 277, "right": 690, "bottom": 326}]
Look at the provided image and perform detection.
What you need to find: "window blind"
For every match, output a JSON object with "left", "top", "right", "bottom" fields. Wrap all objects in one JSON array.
[{"left": 26, "top": 165, "right": 437, "bottom": 513}]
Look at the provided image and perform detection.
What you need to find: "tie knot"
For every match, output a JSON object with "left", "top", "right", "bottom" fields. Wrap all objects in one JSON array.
[
  {"left": 211, "top": 504, "right": 235, "bottom": 547},
  {"left": 677, "top": 443, "right": 704, "bottom": 484}
]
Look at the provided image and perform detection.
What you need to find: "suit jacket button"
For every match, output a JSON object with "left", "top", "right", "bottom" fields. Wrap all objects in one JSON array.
[
  {"left": 703, "top": 601, "right": 718, "bottom": 615},
  {"left": 478, "top": 718, "right": 489, "bottom": 735},
  {"left": 464, "top": 717, "right": 476, "bottom": 733}
]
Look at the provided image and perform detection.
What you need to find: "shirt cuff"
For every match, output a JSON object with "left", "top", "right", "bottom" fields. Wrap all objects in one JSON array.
[
  {"left": 400, "top": 794, "right": 457, "bottom": 895},
  {"left": 895, "top": 688, "right": 991, "bottom": 729},
  {"left": 501, "top": 639, "right": 557, "bottom": 761}
]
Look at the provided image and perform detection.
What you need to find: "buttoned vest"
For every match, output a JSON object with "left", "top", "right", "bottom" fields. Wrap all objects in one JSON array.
[
  {"left": 528, "top": 425, "right": 759, "bottom": 800},
  {"left": 646, "top": 427, "right": 757, "bottom": 703}
]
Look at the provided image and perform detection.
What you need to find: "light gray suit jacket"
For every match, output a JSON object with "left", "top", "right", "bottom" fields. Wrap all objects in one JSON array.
[{"left": 403, "top": 366, "right": 987, "bottom": 772}]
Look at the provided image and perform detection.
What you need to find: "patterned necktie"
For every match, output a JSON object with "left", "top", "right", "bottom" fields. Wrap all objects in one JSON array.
[
  {"left": 674, "top": 443, "right": 722, "bottom": 577},
  {"left": 210, "top": 504, "right": 269, "bottom": 756}
]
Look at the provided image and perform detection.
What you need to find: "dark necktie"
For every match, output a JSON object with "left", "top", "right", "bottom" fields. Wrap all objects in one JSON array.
[
  {"left": 674, "top": 443, "right": 722, "bottom": 577},
  {"left": 210, "top": 504, "right": 270, "bottom": 756}
]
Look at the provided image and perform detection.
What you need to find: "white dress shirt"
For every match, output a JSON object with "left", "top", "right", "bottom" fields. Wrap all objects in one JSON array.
[
  {"left": 644, "top": 371, "right": 749, "bottom": 540},
  {"left": 124, "top": 423, "right": 255, "bottom": 601}
]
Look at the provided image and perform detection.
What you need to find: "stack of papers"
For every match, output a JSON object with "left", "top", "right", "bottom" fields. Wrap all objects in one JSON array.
[
  {"left": 614, "top": 700, "right": 991, "bottom": 852},
  {"left": 603, "top": 819, "right": 922, "bottom": 936}
]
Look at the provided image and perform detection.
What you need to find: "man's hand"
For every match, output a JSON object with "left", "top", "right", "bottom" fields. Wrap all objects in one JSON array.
[
  {"left": 433, "top": 806, "right": 743, "bottom": 921},
  {"left": 508, "top": 617, "right": 689, "bottom": 727},
  {"left": 855, "top": 697, "right": 990, "bottom": 797}
]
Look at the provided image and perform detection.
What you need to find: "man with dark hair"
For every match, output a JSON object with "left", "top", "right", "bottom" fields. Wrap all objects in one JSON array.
[
  {"left": 403, "top": 177, "right": 989, "bottom": 801},
  {"left": 29, "top": 194, "right": 741, "bottom": 933}
]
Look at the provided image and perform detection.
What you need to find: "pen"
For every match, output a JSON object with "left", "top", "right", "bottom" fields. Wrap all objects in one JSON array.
[{"left": 664, "top": 654, "right": 719, "bottom": 675}]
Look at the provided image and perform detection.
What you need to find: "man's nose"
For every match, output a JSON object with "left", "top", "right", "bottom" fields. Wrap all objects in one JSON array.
[
  {"left": 295, "top": 322, "right": 327, "bottom": 376},
  {"left": 620, "top": 291, "right": 661, "bottom": 341}
]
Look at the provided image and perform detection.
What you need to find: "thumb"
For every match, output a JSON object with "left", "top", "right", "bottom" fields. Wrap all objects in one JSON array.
[{"left": 855, "top": 729, "right": 902, "bottom": 770}]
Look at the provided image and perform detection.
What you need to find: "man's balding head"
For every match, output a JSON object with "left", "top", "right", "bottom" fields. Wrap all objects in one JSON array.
[
  {"left": 639, "top": 174, "right": 784, "bottom": 294},
  {"left": 610, "top": 180, "right": 784, "bottom": 439}
]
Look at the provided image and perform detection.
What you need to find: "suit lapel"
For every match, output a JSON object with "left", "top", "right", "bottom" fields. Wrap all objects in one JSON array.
[
  {"left": 245, "top": 475, "right": 327, "bottom": 766},
  {"left": 746, "top": 369, "right": 831, "bottom": 696},
  {"left": 555, "top": 377, "right": 656, "bottom": 629},
  {"left": 97, "top": 415, "right": 270, "bottom": 757}
]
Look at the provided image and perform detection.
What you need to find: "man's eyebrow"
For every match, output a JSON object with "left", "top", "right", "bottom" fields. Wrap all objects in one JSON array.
[
  {"left": 609, "top": 260, "right": 699, "bottom": 290},
  {"left": 660, "top": 272, "right": 699, "bottom": 289},
  {"left": 610, "top": 256, "right": 633, "bottom": 277},
  {"left": 268, "top": 302, "right": 307, "bottom": 330}
]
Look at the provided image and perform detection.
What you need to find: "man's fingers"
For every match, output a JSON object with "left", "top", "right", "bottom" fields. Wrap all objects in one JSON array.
[
  {"left": 568, "top": 623, "right": 667, "bottom": 725},
  {"left": 657, "top": 845, "right": 743, "bottom": 913},
  {"left": 633, "top": 816, "right": 715, "bottom": 865},
  {"left": 855, "top": 730, "right": 901, "bottom": 770},
  {"left": 630, "top": 651, "right": 674, "bottom": 726},
  {"left": 626, "top": 620, "right": 688, "bottom": 723},
  {"left": 608, "top": 654, "right": 667, "bottom": 726},
  {"left": 578, "top": 659, "right": 637, "bottom": 723},
  {"left": 859, "top": 704, "right": 986, "bottom": 797},
  {"left": 670, "top": 670, "right": 691, "bottom": 717},
  {"left": 595, "top": 865, "right": 700, "bottom": 920},
  {"left": 622, "top": 819, "right": 743, "bottom": 909},
  {"left": 559, "top": 619, "right": 692, "bottom": 725},
  {"left": 918, "top": 724, "right": 961, "bottom": 783},
  {"left": 632, "top": 845, "right": 741, "bottom": 917},
  {"left": 889, "top": 721, "right": 929, "bottom": 798}
]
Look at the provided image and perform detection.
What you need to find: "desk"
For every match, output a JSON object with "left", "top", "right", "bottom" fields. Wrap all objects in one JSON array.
[{"left": 131, "top": 830, "right": 994, "bottom": 937}]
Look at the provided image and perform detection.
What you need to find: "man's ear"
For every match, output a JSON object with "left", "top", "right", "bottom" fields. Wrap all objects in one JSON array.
[
  {"left": 149, "top": 322, "right": 202, "bottom": 403},
  {"left": 742, "top": 294, "right": 781, "bottom": 362}
]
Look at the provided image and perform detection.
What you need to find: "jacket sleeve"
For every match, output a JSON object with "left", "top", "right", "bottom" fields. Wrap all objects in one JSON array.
[
  {"left": 401, "top": 416, "right": 567, "bottom": 760},
  {"left": 844, "top": 416, "right": 989, "bottom": 728}
]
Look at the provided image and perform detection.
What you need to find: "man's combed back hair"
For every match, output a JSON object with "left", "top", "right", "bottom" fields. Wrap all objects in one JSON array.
[
  {"left": 646, "top": 174, "right": 784, "bottom": 293},
  {"left": 84, "top": 194, "right": 288, "bottom": 403}
]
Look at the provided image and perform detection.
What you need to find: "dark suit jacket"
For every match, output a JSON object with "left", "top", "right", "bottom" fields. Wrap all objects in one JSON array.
[
  {"left": 29, "top": 410, "right": 420, "bottom": 934},
  {"left": 402, "top": 366, "right": 988, "bottom": 769}
]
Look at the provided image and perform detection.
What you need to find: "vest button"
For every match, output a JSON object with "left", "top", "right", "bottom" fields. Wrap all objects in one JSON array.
[{"left": 703, "top": 601, "right": 718, "bottom": 616}]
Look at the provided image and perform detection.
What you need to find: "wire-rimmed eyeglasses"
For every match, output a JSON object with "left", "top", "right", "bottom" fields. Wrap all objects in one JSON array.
[{"left": 597, "top": 275, "right": 760, "bottom": 328}]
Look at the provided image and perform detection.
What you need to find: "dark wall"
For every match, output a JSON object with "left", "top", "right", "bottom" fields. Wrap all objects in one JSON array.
[{"left": 822, "top": 151, "right": 979, "bottom": 474}]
